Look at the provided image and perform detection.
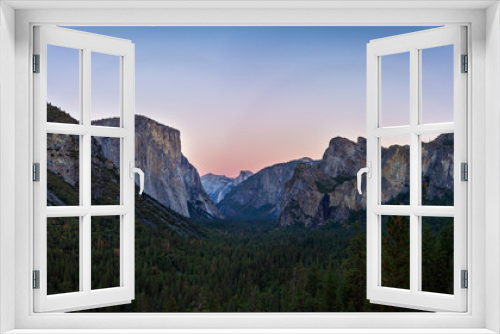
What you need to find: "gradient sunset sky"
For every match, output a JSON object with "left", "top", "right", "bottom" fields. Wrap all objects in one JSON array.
[{"left": 48, "top": 26, "right": 453, "bottom": 177}]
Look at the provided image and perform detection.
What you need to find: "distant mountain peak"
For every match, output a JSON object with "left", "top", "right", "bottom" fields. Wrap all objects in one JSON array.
[{"left": 201, "top": 170, "right": 254, "bottom": 204}]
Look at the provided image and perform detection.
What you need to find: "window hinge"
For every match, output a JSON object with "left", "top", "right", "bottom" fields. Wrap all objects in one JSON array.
[
  {"left": 461, "top": 270, "right": 468, "bottom": 289},
  {"left": 33, "top": 163, "right": 40, "bottom": 182},
  {"left": 33, "top": 270, "right": 40, "bottom": 289},
  {"left": 461, "top": 54, "right": 468, "bottom": 73},
  {"left": 461, "top": 163, "right": 468, "bottom": 181},
  {"left": 33, "top": 54, "right": 40, "bottom": 73}
]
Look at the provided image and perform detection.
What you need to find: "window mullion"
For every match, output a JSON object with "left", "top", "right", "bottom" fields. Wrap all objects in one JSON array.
[
  {"left": 82, "top": 48, "right": 92, "bottom": 294},
  {"left": 409, "top": 47, "right": 420, "bottom": 294}
]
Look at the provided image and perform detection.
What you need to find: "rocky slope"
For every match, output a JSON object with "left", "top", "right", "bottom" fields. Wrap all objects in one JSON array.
[
  {"left": 47, "top": 105, "right": 202, "bottom": 237},
  {"left": 217, "top": 158, "right": 317, "bottom": 220},
  {"left": 279, "top": 137, "right": 366, "bottom": 227},
  {"left": 422, "top": 134, "right": 454, "bottom": 204},
  {"left": 279, "top": 134, "right": 454, "bottom": 227},
  {"left": 93, "top": 116, "right": 222, "bottom": 219},
  {"left": 201, "top": 170, "right": 253, "bottom": 204}
]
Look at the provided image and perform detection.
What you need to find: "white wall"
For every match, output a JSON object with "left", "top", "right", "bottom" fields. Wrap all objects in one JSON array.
[
  {"left": 485, "top": 2, "right": 500, "bottom": 333},
  {"left": 0, "top": 2, "right": 16, "bottom": 333}
]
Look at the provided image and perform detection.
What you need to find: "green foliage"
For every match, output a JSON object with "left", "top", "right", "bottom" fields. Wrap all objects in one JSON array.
[
  {"left": 422, "top": 218, "right": 454, "bottom": 294},
  {"left": 81, "top": 219, "right": 359, "bottom": 312},
  {"left": 91, "top": 216, "right": 120, "bottom": 290},
  {"left": 47, "top": 170, "right": 79, "bottom": 206},
  {"left": 47, "top": 103, "right": 78, "bottom": 124},
  {"left": 90, "top": 152, "right": 120, "bottom": 206},
  {"left": 382, "top": 216, "right": 410, "bottom": 290},
  {"left": 47, "top": 217, "right": 80, "bottom": 295},
  {"left": 48, "top": 164, "right": 422, "bottom": 312}
]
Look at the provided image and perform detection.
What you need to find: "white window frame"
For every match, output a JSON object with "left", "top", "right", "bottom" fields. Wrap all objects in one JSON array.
[
  {"left": 33, "top": 26, "right": 136, "bottom": 313},
  {"left": 1, "top": 1, "right": 499, "bottom": 333},
  {"left": 366, "top": 26, "right": 468, "bottom": 312}
]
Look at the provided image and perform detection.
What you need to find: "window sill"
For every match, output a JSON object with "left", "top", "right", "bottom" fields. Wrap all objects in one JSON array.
[{"left": 4, "top": 329, "right": 498, "bottom": 334}]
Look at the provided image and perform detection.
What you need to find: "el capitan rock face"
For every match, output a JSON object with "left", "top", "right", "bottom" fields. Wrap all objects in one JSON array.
[
  {"left": 201, "top": 170, "right": 254, "bottom": 204},
  {"left": 47, "top": 105, "right": 201, "bottom": 237},
  {"left": 92, "top": 115, "right": 223, "bottom": 219}
]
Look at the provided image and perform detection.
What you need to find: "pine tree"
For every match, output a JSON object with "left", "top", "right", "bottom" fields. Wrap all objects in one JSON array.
[{"left": 381, "top": 216, "right": 410, "bottom": 290}]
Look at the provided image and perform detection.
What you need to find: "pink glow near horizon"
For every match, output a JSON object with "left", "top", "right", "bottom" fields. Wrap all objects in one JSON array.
[{"left": 158, "top": 109, "right": 367, "bottom": 178}]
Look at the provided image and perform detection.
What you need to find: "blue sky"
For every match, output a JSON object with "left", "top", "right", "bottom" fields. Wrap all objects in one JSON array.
[{"left": 48, "top": 26, "right": 453, "bottom": 177}]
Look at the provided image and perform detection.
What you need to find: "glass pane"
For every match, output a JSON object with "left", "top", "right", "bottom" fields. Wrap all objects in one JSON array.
[
  {"left": 92, "top": 216, "right": 120, "bottom": 290},
  {"left": 47, "top": 217, "right": 80, "bottom": 295},
  {"left": 381, "top": 137, "right": 410, "bottom": 205},
  {"left": 91, "top": 137, "right": 120, "bottom": 205},
  {"left": 380, "top": 52, "right": 410, "bottom": 127},
  {"left": 421, "top": 45, "right": 454, "bottom": 124},
  {"left": 47, "top": 134, "right": 80, "bottom": 206},
  {"left": 421, "top": 133, "right": 454, "bottom": 206},
  {"left": 381, "top": 215, "right": 410, "bottom": 290},
  {"left": 47, "top": 45, "right": 80, "bottom": 124},
  {"left": 91, "top": 52, "right": 121, "bottom": 126},
  {"left": 421, "top": 217, "right": 454, "bottom": 294}
]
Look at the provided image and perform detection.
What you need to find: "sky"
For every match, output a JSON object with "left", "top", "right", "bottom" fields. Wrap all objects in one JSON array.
[{"left": 48, "top": 26, "right": 453, "bottom": 177}]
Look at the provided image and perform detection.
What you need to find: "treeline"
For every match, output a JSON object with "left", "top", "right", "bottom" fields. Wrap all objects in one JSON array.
[{"left": 48, "top": 209, "right": 453, "bottom": 312}]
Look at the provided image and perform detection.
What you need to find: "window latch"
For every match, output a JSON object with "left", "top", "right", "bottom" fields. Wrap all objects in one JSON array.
[
  {"left": 129, "top": 162, "right": 145, "bottom": 195},
  {"left": 356, "top": 162, "right": 371, "bottom": 195}
]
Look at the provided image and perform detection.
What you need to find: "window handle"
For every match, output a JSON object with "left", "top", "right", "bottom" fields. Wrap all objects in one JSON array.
[
  {"left": 357, "top": 162, "right": 371, "bottom": 195},
  {"left": 129, "top": 162, "right": 145, "bottom": 195}
]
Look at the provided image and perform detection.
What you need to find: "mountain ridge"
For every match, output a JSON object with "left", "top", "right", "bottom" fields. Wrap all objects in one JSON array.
[
  {"left": 279, "top": 134, "right": 453, "bottom": 227},
  {"left": 201, "top": 170, "right": 254, "bottom": 204},
  {"left": 217, "top": 157, "right": 318, "bottom": 220}
]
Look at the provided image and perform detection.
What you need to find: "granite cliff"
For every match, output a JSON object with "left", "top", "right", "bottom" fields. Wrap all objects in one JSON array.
[
  {"left": 279, "top": 134, "right": 454, "bottom": 227},
  {"left": 93, "top": 116, "right": 222, "bottom": 219},
  {"left": 217, "top": 158, "right": 317, "bottom": 220},
  {"left": 47, "top": 105, "right": 202, "bottom": 237}
]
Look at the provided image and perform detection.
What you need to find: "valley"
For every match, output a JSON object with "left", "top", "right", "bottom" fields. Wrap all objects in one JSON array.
[{"left": 46, "top": 103, "right": 453, "bottom": 312}]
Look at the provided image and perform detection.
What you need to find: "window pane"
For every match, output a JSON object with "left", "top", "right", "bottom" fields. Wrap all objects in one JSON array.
[
  {"left": 381, "top": 137, "right": 410, "bottom": 205},
  {"left": 421, "top": 133, "right": 454, "bottom": 206},
  {"left": 92, "top": 216, "right": 120, "bottom": 290},
  {"left": 421, "top": 45, "right": 454, "bottom": 124},
  {"left": 91, "top": 137, "right": 120, "bottom": 205},
  {"left": 47, "top": 45, "right": 80, "bottom": 124},
  {"left": 47, "top": 217, "right": 80, "bottom": 295},
  {"left": 91, "top": 52, "right": 121, "bottom": 126},
  {"left": 381, "top": 215, "right": 410, "bottom": 290},
  {"left": 380, "top": 52, "right": 410, "bottom": 127},
  {"left": 421, "top": 217, "right": 454, "bottom": 295},
  {"left": 47, "top": 134, "right": 80, "bottom": 206}
]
